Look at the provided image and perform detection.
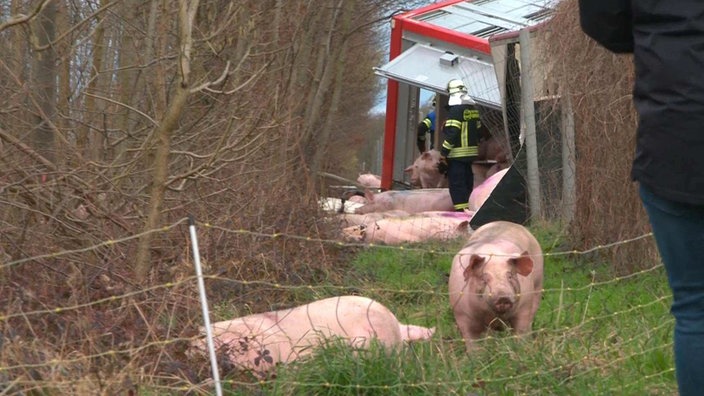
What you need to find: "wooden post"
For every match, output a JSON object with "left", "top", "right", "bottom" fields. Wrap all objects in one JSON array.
[
  {"left": 519, "top": 28, "right": 541, "bottom": 220},
  {"left": 561, "top": 95, "right": 576, "bottom": 224}
]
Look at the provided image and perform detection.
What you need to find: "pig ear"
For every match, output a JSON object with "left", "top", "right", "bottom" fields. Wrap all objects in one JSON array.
[
  {"left": 455, "top": 220, "right": 470, "bottom": 234},
  {"left": 511, "top": 251, "right": 534, "bottom": 276},
  {"left": 464, "top": 254, "right": 485, "bottom": 281},
  {"left": 404, "top": 165, "right": 413, "bottom": 173},
  {"left": 421, "top": 151, "right": 431, "bottom": 160}
]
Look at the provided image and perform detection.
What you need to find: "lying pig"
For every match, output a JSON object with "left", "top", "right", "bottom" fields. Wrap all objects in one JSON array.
[
  {"left": 355, "top": 188, "right": 454, "bottom": 214},
  {"left": 468, "top": 168, "right": 508, "bottom": 212},
  {"left": 338, "top": 210, "right": 410, "bottom": 227},
  {"left": 356, "top": 173, "right": 381, "bottom": 189},
  {"left": 342, "top": 211, "right": 472, "bottom": 245},
  {"left": 404, "top": 149, "right": 448, "bottom": 189},
  {"left": 448, "top": 221, "right": 543, "bottom": 352},
  {"left": 192, "top": 296, "right": 435, "bottom": 377}
]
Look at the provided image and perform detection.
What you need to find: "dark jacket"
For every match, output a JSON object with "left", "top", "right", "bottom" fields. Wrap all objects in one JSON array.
[
  {"left": 417, "top": 110, "right": 436, "bottom": 152},
  {"left": 579, "top": 0, "right": 704, "bottom": 205},
  {"left": 440, "top": 104, "right": 481, "bottom": 162}
]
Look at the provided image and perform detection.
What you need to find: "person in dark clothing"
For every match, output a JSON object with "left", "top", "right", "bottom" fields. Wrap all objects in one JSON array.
[
  {"left": 417, "top": 95, "right": 437, "bottom": 153},
  {"left": 437, "top": 79, "right": 481, "bottom": 211},
  {"left": 580, "top": 1, "right": 704, "bottom": 394}
]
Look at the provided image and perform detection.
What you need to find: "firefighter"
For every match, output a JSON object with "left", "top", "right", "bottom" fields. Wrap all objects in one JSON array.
[
  {"left": 416, "top": 95, "right": 437, "bottom": 153},
  {"left": 437, "top": 78, "right": 481, "bottom": 211}
]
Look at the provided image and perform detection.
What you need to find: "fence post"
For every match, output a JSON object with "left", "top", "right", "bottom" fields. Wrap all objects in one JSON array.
[
  {"left": 188, "top": 216, "right": 223, "bottom": 396},
  {"left": 519, "top": 28, "right": 542, "bottom": 220},
  {"left": 561, "top": 96, "right": 576, "bottom": 224}
]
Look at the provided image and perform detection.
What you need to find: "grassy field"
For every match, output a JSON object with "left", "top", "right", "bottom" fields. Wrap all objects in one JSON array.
[{"left": 219, "top": 223, "right": 676, "bottom": 395}]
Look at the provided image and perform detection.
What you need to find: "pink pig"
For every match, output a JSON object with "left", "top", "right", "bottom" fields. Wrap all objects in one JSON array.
[
  {"left": 355, "top": 188, "right": 454, "bottom": 214},
  {"left": 477, "top": 135, "right": 510, "bottom": 164},
  {"left": 356, "top": 173, "right": 381, "bottom": 189},
  {"left": 468, "top": 168, "right": 508, "bottom": 212},
  {"left": 448, "top": 221, "right": 543, "bottom": 352},
  {"left": 342, "top": 211, "right": 472, "bottom": 245},
  {"left": 473, "top": 136, "right": 510, "bottom": 186},
  {"left": 192, "top": 296, "right": 435, "bottom": 377},
  {"left": 338, "top": 210, "right": 410, "bottom": 227},
  {"left": 404, "top": 149, "right": 448, "bottom": 189}
]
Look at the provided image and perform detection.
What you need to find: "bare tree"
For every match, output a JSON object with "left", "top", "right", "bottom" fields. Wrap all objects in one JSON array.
[
  {"left": 30, "top": 0, "right": 57, "bottom": 163},
  {"left": 0, "top": 0, "right": 405, "bottom": 390},
  {"left": 134, "top": 0, "right": 200, "bottom": 280}
]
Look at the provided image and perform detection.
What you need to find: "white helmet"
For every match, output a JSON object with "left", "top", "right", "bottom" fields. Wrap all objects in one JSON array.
[{"left": 447, "top": 78, "right": 475, "bottom": 106}]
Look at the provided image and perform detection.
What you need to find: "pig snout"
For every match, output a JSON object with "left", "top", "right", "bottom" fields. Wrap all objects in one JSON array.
[
  {"left": 483, "top": 272, "right": 521, "bottom": 314},
  {"left": 492, "top": 295, "right": 515, "bottom": 314}
]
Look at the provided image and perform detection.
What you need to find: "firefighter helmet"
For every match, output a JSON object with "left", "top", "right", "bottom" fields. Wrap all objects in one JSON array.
[
  {"left": 447, "top": 79, "right": 467, "bottom": 96},
  {"left": 447, "top": 78, "right": 475, "bottom": 106}
]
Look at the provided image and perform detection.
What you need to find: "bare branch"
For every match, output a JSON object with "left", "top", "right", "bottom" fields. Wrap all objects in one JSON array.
[
  {"left": 33, "top": 0, "right": 120, "bottom": 51},
  {"left": 0, "top": 127, "right": 56, "bottom": 172},
  {"left": 84, "top": 92, "right": 159, "bottom": 127},
  {"left": 0, "top": 0, "right": 54, "bottom": 33},
  {"left": 189, "top": 61, "right": 231, "bottom": 93}
]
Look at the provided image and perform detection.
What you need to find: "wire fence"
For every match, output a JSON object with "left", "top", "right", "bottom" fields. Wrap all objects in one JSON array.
[{"left": 0, "top": 217, "right": 673, "bottom": 395}]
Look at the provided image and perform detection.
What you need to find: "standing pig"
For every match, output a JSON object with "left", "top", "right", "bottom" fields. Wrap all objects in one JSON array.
[
  {"left": 448, "top": 221, "right": 543, "bottom": 352},
  {"left": 191, "top": 296, "right": 435, "bottom": 377},
  {"left": 473, "top": 136, "right": 510, "bottom": 186},
  {"left": 477, "top": 135, "right": 510, "bottom": 164},
  {"left": 404, "top": 149, "right": 448, "bottom": 188}
]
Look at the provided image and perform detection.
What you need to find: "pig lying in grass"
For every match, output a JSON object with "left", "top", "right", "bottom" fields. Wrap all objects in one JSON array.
[
  {"left": 448, "top": 221, "right": 543, "bottom": 352},
  {"left": 355, "top": 188, "right": 454, "bottom": 214},
  {"left": 191, "top": 296, "right": 435, "bottom": 377},
  {"left": 341, "top": 211, "right": 472, "bottom": 245},
  {"left": 338, "top": 210, "right": 410, "bottom": 227}
]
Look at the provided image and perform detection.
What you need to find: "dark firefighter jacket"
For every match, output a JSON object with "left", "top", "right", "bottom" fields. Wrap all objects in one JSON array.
[
  {"left": 440, "top": 104, "right": 481, "bottom": 162},
  {"left": 579, "top": 0, "right": 704, "bottom": 205},
  {"left": 417, "top": 111, "right": 436, "bottom": 151}
]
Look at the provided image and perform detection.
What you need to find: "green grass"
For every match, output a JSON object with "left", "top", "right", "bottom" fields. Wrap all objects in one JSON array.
[{"left": 219, "top": 222, "right": 676, "bottom": 395}]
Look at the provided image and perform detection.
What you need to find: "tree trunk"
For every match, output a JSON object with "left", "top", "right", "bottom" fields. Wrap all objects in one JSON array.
[
  {"left": 80, "top": 0, "right": 109, "bottom": 161},
  {"left": 114, "top": 0, "right": 143, "bottom": 162},
  {"left": 307, "top": 1, "right": 352, "bottom": 175},
  {"left": 56, "top": 0, "right": 71, "bottom": 169},
  {"left": 134, "top": 0, "right": 199, "bottom": 281},
  {"left": 31, "top": 0, "right": 58, "bottom": 164}
]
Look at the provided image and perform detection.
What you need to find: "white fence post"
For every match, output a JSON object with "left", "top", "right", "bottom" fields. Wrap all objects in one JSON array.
[{"left": 188, "top": 216, "right": 223, "bottom": 396}]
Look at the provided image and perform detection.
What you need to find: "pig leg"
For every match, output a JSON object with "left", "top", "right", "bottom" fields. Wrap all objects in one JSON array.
[
  {"left": 453, "top": 312, "right": 487, "bottom": 352},
  {"left": 509, "top": 309, "right": 535, "bottom": 336},
  {"left": 399, "top": 324, "right": 435, "bottom": 341},
  {"left": 519, "top": 290, "right": 543, "bottom": 335},
  {"left": 510, "top": 288, "right": 543, "bottom": 336}
]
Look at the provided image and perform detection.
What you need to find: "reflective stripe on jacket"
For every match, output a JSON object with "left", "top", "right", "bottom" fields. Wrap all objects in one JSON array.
[{"left": 441, "top": 105, "right": 481, "bottom": 160}]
